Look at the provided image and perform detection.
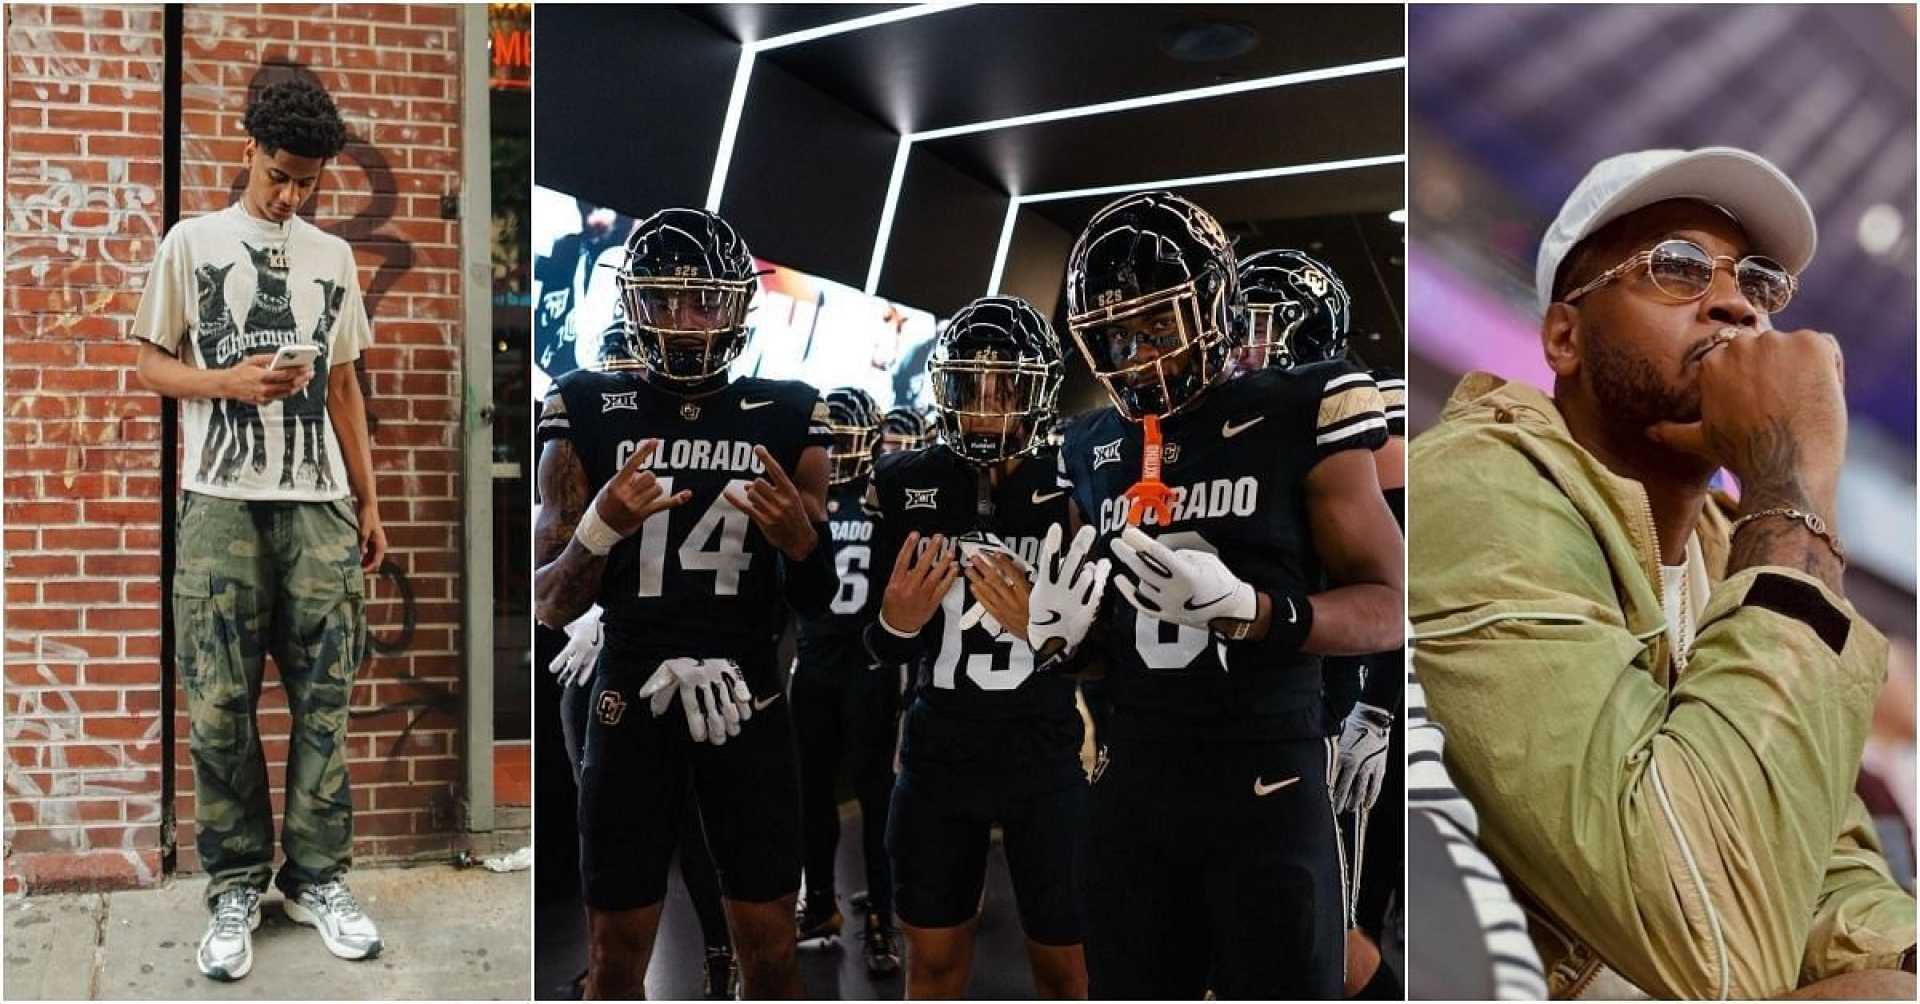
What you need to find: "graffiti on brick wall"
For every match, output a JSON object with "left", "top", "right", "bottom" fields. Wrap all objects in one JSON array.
[
  {"left": 5, "top": 159, "right": 161, "bottom": 291},
  {"left": 3, "top": 633, "right": 162, "bottom": 885},
  {"left": 5, "top": 12, "right": 164, "bottom": 309}
]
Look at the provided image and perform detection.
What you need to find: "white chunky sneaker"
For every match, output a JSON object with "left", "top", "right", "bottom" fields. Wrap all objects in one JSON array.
[
  {"left": 197, "top": 887, "right": 262, "bottom": 981},
  {"left": 284, "top": 878, "right": 383, "bottom": 960}
]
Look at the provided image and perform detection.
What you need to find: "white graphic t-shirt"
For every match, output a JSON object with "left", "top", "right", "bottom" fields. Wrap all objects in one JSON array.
[{"left": 132, "top": 203, "right": 373, "bottom": 501}]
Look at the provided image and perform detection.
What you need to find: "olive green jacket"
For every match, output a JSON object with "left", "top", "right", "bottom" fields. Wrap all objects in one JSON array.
[{"left": 1410, "top": 372, "right": 1914, "bottom": 999}]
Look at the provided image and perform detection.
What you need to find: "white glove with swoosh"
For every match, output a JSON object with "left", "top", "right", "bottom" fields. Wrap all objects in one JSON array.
[
  {"left": 637, "top": 657, "right": 754, "bottom": 746},
  {"left": 1333, "top": 702, "right": 1394, "bottom": 813},
  {"left": 1110, "top": 526, "right": 1255, "bottom": 630},
  {"left": 1027, "top": 524, "right": 1111, "bottom": 658},
  {"left": 547, "top": 605, "right": 604, "bottom": 689}
]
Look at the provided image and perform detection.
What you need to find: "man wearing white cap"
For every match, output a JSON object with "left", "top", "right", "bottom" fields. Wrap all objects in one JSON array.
[{"left": 1409, "top": 147, "right": 1916, "bottom": 999}]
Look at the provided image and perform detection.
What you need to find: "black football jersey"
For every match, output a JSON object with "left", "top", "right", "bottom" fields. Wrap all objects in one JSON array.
[
  {"left": 537, "top": 370, "right": 832, "bottom": 688},
  {"left": 868, "top": 443, "right": 1081, "bottom": 780},
  {"left": 1059, "top": 362, "right": 1388, "bottom": 741},
  {"left": 793, "top": 476, "right": 885, "bottom": 675}
]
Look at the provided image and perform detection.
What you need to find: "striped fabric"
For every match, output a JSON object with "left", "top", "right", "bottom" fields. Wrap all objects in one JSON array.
[
  {"left": 1316, "top": 370, "right": 1390, "bottom": 452},
  {"left": 1408, "top": 640, "right": 1549, "bottom": 1000}
]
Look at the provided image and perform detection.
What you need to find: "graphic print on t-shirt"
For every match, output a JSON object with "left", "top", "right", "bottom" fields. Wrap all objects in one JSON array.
[
  {"left": 135, "top": 204, "right": 374, "bottom": 502},
  {"left": 282, "top": 278, "right": 343, "bottom": 491},
  {"left": 195, "top": 242, "right": 340, "bottom": 490},
  {"left": 192, "top": 261, "right": 240, "bottom": 484}
]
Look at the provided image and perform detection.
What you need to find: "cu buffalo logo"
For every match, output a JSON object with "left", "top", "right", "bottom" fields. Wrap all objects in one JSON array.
[{"left": 597, "top": 690, "right": 627, "bottom": 726}]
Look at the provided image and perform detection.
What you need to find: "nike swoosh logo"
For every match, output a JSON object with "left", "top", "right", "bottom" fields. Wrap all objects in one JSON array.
[
  {"left": 1282, "top": 597, "right": 1298, "bottom": 623},
  {"left": 753, "top": 694, "right": 782, "bottom": 711},
  {"left": 1033, "top": 610, "right": 1062, "bottom": 626},
  {"left": 1031, "top": 490, "right": 1067, "bottom": 504},
  {"left": 1221, "top": 416, "right": 1266, "bottom": 438},
  {"left": 740, "top": 399, "right": 774, "bottom": 410},
  {"left": 1253, "top": 776, "right": 1299, "bottom": 797},
  {"left": 1184, "top": 591, "right": 1232, "bottom": 611}
]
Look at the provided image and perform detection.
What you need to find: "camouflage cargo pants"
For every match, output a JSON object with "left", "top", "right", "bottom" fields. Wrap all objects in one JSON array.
[{"left": 172, "top": 493, "right": 367, "bottom": 910}]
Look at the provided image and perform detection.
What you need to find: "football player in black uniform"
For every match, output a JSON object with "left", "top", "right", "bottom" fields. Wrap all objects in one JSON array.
[
  {"left": 878, "top": 405, "right": 934, "bottom": 455},
  {"left": 1239, "top": 247, "right": 1407, "bottom": 999},
  {"left": 1048, "top": 193, "right": 1404, "bottom": 998},
  {"left": 862, "top": 295, "right": 1095, "bottom": 999},
  {"left": 533, "top": 208, "right": 841, "bottom": 999},
  {"left": 790, "top": 386, "right": 904, "bottom": 977}
]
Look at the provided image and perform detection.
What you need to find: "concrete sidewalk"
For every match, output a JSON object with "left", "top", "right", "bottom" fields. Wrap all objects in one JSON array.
[{"left": 5, "top": 862, "right": 530, "bottom": 1000}]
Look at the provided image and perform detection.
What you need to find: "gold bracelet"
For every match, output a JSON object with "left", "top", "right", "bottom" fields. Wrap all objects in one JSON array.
[{"left": 1730, "top": 506, "right": 1846, "bottom": 565}]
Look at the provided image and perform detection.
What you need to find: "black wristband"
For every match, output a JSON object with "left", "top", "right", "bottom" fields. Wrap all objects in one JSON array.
[{"left": 1219, "top": 589, "right": 1313, "bottom": 658}]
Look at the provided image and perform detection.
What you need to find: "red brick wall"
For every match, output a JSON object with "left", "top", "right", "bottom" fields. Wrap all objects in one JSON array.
[
  {"left": 4, "top": 2, "right": 170, "bottom": 895},
  {"left": 4, "top": 2, "right": 472, "bottom": 892}
]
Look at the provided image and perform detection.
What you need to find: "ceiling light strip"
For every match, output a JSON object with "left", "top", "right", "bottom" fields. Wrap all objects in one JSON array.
[
  {"left": 1016, "top": 153, "right": 1406, "bottom": 205},
  {"left": 754, "top": 2, "right": 976, "bottom": 51},
  {"left": 911, "top": 56, "right": 1405, "bottom": 142},
  {"left": 704, "top": 48, "right": 757, "bottom": 212},
  {"left": 864, "top": 137, "right": 916, "bottom": 294},
  {"left": 709, "top": 4, "right": 971, "bottom": 212},
  {"left": 985, "top": 199, "right": 1021, "bottom": 296}
]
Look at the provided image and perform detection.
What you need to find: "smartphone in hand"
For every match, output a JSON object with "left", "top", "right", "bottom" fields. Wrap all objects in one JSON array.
[{"left": 269, "top": 344, "right": 321, "bottom": 370}]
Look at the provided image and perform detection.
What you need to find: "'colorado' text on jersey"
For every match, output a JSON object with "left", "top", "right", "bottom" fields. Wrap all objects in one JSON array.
[{"left": 1058, "top": 362, "right": 1388, "bottom": 741}]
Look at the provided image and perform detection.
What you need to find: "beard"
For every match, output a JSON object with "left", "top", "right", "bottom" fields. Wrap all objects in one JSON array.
[{"left": 1585, "top": 322, "right": 1699, "bottom": 430}]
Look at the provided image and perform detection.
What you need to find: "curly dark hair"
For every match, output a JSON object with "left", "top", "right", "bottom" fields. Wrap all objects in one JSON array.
[{"left": 243, "top": 79, "right": 348, "bottom": 159}]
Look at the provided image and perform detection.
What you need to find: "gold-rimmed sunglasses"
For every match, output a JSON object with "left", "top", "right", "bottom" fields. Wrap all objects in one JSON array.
[{"left": 1562, "top": 238, "right": 1798, "bottom": 314}]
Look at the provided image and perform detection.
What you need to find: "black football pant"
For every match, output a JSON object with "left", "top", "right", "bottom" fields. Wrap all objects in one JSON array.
[
  {"left": 1349, "top": 710, "right": 1404, "bottom": 942},
  {"left": 790, "top": 661, "right": 898, "bottom": 918},
  {"left": 1085, "top": 736, "right": 1344, "bottom": 999},
  {"left": 562, "top": 678, "right": 730, "bottom": 950}
]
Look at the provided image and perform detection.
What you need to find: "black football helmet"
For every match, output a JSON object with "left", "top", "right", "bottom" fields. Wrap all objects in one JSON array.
[
  {"left": 927, "top": 295, "right": 1064, "bottom": 465},
  {"left": 614, "top": 208, "right": 758, "bottom": 383},
  {"left": 1064, "top": 191, "right": 1240, "bottom": 421},
  {"left": 823, "top": 387, "right": 880, "bottom": 485},
  {"left": 1237, "top": 248, "right": 1350, "bottom": 370},
  {"left": 878, "top": 406, "right": 933, "bottom": 456}
]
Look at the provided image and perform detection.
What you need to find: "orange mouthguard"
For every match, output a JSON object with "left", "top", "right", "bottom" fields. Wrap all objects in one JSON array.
[{"left": 1123, "top": 414, "right": 1174, "bottom": 526}]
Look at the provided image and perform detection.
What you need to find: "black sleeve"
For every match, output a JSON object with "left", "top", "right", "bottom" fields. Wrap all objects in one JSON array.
[
  {"left": 535, "top": 380, "right": 576, "bottom": 450},
  {"left": 783, "top": 521, "right": 839, "bottom": 618},
  {"left": 1306, "top": 363, "right": 1389, "bottom": 465},
  {"left": 799, "top": 384, "right": 834, "bottom": 451},
  {"left": 860, "top": 454, "right": 924, "bottom": 665},
  {"left": 1322, "top": 656, "right": 1364, "bottom": 725},
  {"left": 1357, "top": 647, "right": 1404, "bottom": 712}
]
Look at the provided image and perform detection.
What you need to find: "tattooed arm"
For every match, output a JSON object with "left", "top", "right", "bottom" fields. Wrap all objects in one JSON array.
[
  {"left": 1649, "top": 329, "right": 1848, "bottom": 595},
  {"left": 535, "top": 436, "right": 692, "bottom": 628},
  {"left": 1725, "top": 415, "right": 1845, "bottom": 593},
  {"left": 533, "top": 439, "right": 606, "bottom": 629}
]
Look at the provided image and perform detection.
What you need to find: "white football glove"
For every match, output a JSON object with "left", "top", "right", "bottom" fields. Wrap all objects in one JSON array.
[
  {"left": 547, "top": 605, "right": 604, "bottom": 689},
  {"left": 1110, "top": 526, "right": 1255, "bottom": 630},
  {"left": 1027, "top": 524, "right": 1111, "bottom": 658},
  {"left": 1333, "top": 702, "right": 1394, "bottom": 813},
  {"left": 637, "top": 657, "right": 754, "bottom": 746}
]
